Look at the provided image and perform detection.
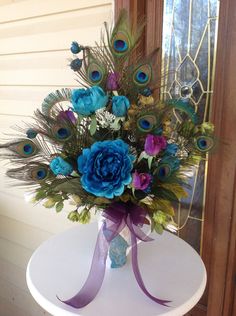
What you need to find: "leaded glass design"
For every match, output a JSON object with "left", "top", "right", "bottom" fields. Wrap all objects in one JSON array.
[{"left": 161, "top": 0, "right": 219, "bottom": 253}]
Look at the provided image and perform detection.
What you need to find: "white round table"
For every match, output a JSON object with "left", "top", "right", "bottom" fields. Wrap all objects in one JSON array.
[{"left": 26, "top": 222, "right": 206, "bottom": 316}]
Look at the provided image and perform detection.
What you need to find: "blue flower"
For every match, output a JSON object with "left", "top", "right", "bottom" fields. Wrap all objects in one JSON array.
[
  {"left": 77, "top": 140, "right": 134, "bottom": 199},
  {"left": 70, "top": 41, "right": 82, "bottom": 54},
  {"left": 70, "top": 58, "right": 82, "bottom": 71},
  {"left": 165, "top": 143, "right": 179, "bottom": 156},
  {"left": 26, "top": 128, "right": 37, "bottom": 139},
  {"left": 141, "top": 88, "right": 152, "bottom": 97},
  {"left": 71, "top": 86, "right": 108, "bottom": 116},
  {"left": 50, "top": 156, "right": 73, "bottom": 176},
  {"left": 112, "top": 96, "right": 130, "bottom": 117}
]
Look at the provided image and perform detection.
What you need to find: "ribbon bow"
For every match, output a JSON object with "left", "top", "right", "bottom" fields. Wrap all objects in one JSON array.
[{"left": 58, "top": 202, "right": 170, "bottom": 308}]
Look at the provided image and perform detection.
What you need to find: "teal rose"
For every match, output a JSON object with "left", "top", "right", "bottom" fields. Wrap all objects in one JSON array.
[
  {"left": 50, "top": 156, "right": 73, "bottom": 176},
  {"left": 77, "top": 140, "right": 134, "bottom": 199},
  {"left": 112, "top": 96, "right": 130, "bottom": 117},
  {"left": 71, "top": 86, "right": 108, "bottom": 116}
]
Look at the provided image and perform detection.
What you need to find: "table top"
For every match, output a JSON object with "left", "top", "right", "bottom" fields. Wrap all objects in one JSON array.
[{"left": 26, "top": 222, "right": 206, "bottom": 316}]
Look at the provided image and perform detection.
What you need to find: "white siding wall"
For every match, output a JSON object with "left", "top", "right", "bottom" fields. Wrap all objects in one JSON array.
[{"left": 0, "top": 1, "right": 113, "bottom": 315}]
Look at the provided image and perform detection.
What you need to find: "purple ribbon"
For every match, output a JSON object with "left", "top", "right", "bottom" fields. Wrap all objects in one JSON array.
[{"left": 58, "top": 202, "right": 170, "bottom": 308}]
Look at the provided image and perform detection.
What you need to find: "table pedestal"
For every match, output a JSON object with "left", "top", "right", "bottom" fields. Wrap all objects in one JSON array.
[{"left": 27, "top": 222, "right": 206, "bottom": 316}]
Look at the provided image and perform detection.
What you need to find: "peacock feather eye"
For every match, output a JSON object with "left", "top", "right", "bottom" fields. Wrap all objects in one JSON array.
[
  {"left": 114, "top": 39, "right": 128, "bottom": 52},
  {"left": 156, "top": 164, "right": 172, "bottom": 180},
  {"left": 111, "top": 31, "right": 130, "bottom": 56},
  {"left": 194, "top": 135, "right": 214, "bottom": 152},
  {"left": 24, "top": 144, "right": 33, "bottom": 154},
  {"left": 89, "top": 70, "right": 102, "bottom": 82},
  {"left": 52, "top": 125, "right": 72, "bottom": 141},
  {"left": 133, "top": 64, "right": 152, "bottom": 87},
  {"left": 16, "top": 140, "right": 39, "bottom": 158},
  {"left": 137, "top": 115, "right": 157, "bottom": 132},
  {"left": 135, "top": 71, "right": 149, "bottom": 83},
  {"left": 31, "top": 166, "right": 49, "bottom": 181},
  {"left": 87, "top": 63, "right": 104, "bottom": 84}
]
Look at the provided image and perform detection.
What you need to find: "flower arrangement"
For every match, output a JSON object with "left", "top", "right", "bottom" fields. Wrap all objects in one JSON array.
[{"left": 0, "top": 10, "right": 215, "bottom": 308}]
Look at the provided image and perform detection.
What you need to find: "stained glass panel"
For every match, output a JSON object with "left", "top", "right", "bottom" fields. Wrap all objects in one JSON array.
[{"left": 161, "top": 0, "right": 219, "bottom": 253}]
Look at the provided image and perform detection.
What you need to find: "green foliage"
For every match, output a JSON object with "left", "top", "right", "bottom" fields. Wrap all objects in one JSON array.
[
  {"left": 90, "top": 115, "right": 97, "bottom": 135},
  {"left": 78, "top": 209, "right": 91, "bottom": 224},
  {"left": 68, "top": 210, "right": 80, "bottom": 222},
  {"left": 160, "top": 183, "right": 188, "bottom": 200},
  {"left": 56, "top": 201, "right": 64, "bottom": 213}
]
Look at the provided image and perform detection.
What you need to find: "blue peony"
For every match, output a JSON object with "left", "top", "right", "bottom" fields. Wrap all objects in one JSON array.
[
  {"left": 77, "top": 139, "right": 134, "bottom": 199},
  {"left": 71, "top": 86, "right": 108, "bottom": 116},
  {"left": 50, "top": 156, "right": 73, "bottom": 176},
  {"left": 112, "top": 96, "right": 130, "bottom": 117}
]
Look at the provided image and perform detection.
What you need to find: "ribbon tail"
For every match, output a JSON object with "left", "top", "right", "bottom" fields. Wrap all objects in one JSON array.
[
  {"left": 58, "top": 222, "right": 109, "bottom": 308},
  {"left": 130, "top": 228, "right": 171, "bottom": 307}
]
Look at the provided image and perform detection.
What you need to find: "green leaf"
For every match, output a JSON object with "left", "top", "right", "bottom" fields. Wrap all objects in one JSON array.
[
  {"left": 53, "top": 179, "right": 81, "bottom": 194},
  {"left": 138, "top": 151, "right": 149, "bottom": 163},
  {"left": 152, "top": 198, "right": 175, "bottom": 216},
  {"left": 161, "top": 183, "right": 188, "bottom": 199},
  {"left": 148, "top": 156, "right": 153, "bottom": 169},
  {"left": 90, "top": 115, "right": 97, "bottom": 135},
  {"left": 35, "top": 190, "right": 47, "bottom": 201},
  {"left": 154, "top": 223, "right": 164, "bottom": 234},
  {"left": 93, "top": 197, "right": 111, "bottom": 205},
  {"left": 53, "top": 195, "right": 62, "bottom": 202},
  {"left": 55, "top": 201, "right": 64, "bottom": 213}
]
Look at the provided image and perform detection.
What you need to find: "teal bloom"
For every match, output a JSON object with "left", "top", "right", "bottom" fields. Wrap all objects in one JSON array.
[
  {"left": 26, "top": 128, "right": 37, "bottom": 139},
  {"left": 112, "top": 96, "right": 130, "bottom": 117},
  {"left": 70, "top": 58, "right": 82, "bottom": 71},
  {"left": 70, "top": 41, "right": 82, "bottom": 54},
  {"left": 71, "top": 86, "right": 108, "bottom": 116},
  {"left": 77, "top": 140, "right": 134, "bottom": 199},
  {"left": 50, "top": 156, "right": 73, "bottom": 176},
  {"left": 165, "top": 143, "right": 179, "bottom": 156}
]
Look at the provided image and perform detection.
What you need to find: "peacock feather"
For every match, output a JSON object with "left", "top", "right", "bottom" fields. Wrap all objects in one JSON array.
[
  {"left": 0, "top": 139, "right": 41, "bottom": 159},
  {"left": 167, "top": 99, "right": 198, "bottom": 124},
  {"left": 6, "top": 163, "right": 52, "bottom": 184},
  {"left": 42, "top": 89, "right": 72, "bottom": 116},
  {"left": 108, "top": 9, "right": 144, "bottom": 62},
  {"left": 155, "top": 163, "right": 172, "bottom": 181},
  {"left": 194, "top": 135, "right": 215, "bottom": 152}
]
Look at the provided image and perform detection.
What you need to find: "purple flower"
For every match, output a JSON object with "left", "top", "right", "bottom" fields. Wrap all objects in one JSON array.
[
  {"left": 132, "top": 170, "right": 152, "bottom": 190},
  {"left": 57, "top": 110, "right": 77, "bottom": 124},
  {"left": 106, "top": 72, "right": 120, "bottom": 91},
  {"left": 144, "top": 134, "right": 167, "bottom": 156}
]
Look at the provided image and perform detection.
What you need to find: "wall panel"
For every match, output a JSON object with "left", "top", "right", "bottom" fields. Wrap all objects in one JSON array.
[{"left": 0, "top": 1, "right": 113, "bottom": 314}]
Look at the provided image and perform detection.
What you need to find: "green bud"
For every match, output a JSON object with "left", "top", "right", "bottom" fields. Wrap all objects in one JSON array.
[
  {"left": 78, "top": 209, "right": 91, "bottom": 224},
  {"left": 43, "top": 198, "right": 56, "bottom": 208},
  {"left": 153, "top": 210, "right": 167, "bottom": 225},
  {"left": 67, "top": 210, "right": 80, "bottom": 222}
]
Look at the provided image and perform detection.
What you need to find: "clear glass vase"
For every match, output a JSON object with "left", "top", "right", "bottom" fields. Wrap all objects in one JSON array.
[
  {"left": 98, "top": 219, "right": 131, "bottom": 269},
  {"left": 108, "top": 226, "right": 131, "bottom": 268}
]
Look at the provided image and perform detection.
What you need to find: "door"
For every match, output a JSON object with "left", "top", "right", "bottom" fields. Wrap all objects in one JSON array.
[{"left": 115, "top": 1, "right": 236, "bottom": 315}]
